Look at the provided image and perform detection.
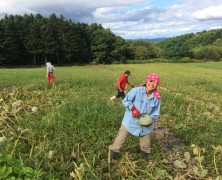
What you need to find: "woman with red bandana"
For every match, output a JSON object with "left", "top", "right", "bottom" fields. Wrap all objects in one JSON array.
[{"left": 109, "top": 73, "right": 161, "bottom": 161}]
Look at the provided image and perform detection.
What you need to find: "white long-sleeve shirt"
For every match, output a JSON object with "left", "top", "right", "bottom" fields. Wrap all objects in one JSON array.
[{"left": 46, "top": 64, "right": 55, "bottom": 75}]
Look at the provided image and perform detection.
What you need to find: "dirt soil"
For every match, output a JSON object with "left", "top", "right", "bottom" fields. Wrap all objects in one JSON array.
[{"left": 153, "top": 123, "right": 186, "bottom": 162}]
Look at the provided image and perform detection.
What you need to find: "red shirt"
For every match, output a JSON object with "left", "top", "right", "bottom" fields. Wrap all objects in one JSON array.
[{"left": 116, "top": 74, "right": 128, "bottom": 90}]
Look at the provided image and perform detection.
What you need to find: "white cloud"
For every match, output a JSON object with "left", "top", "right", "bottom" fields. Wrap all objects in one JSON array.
[
  {"left": 192, "top": 5, "right": 222, "bottom": 20},
  {"left": 0, "top": 0, "right": 222, "bottom": 39}
]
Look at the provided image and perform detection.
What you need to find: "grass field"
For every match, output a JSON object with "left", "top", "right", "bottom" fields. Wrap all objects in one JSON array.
[{"left": 0, "top": 62, "right": 222, "bottom": 179}]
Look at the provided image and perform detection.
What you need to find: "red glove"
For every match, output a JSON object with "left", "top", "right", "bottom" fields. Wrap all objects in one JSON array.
[{"left": 131, "top": 106, "right": 140, "bottom": 118}]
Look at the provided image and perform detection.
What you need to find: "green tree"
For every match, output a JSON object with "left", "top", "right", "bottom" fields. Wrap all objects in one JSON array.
[
  {"left": 91, "top": 29, "right": 116, "bottom": 64},
  {"left": 157, "top": 34, "right": 194, "bottom": 60},
  {"left": 134, "top": 46, "right": 150, "bottom": 60},
  {"left": 75, "top": 22, "right": 92, "bottom": 64},
  {"left": 128, "top": 40, "right": 157, "bottom": 60},
  {"left": 0, "top": 19, "right": 5, "bottom": 65},
  {"left": 111, "top": 36, "right": 129, "bottom": 62},
  {"left": 42, "top": 14, "right": 60, "bottom": 64},
  {"left": 1, "top": 15, "right": 20, "bottom": 65},
  {"left": 25, "top": 14, "right": 45, "bottom": 66},
  {"left": 62, "top": 22, "right": 85, "bottom": 64},
  {"left": 192, "top": 46, "right": 221, "bottom": 61}
]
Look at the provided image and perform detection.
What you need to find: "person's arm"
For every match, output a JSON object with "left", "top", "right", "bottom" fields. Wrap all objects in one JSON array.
[
  {"left": 116, "top": 82, "right": 121, "bottom": 89},
  {"left": 127, "top": 82, "right": 135, "bottom": 88},
  {"left": 122, "top": 88, "right": 140, "bottom": 117},
  {"left": 126, "top": 78, "right": 135, "bottom": 88},
  {"left": 122, "top": 88, "right": 137, "bottom": 111},
  {"left": 149, "top": 100, "right": 161, "bottom": 122}
]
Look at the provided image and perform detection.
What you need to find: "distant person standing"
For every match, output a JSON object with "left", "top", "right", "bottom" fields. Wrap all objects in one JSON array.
[
  {"left": 46, "top": 62, "right": 55, "bottom": 88},
  {"left": 110, "top": 70, "right": 134, "bottom": 100}
]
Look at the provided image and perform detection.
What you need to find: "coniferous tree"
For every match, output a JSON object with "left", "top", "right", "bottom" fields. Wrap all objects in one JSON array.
[
  {"left": 111, "top": 36, "right": 129, "bottom": 62},
  {"left": 42, "top": 14, "right": 59, "bottom": 64},
  {"left": 91, "top": 29, "right": 116, "bottom": 63},
  {"left": 62, "top": 22, "right": 82, "bottom": 64},
  {"left": 56, "top": 15, "right": 66, "bottom": 65},
  {"left": 25, "top": 14, "right": 46, "bottom": 66},
  {"left": 0, "top": 19, "right": 5, "bottom": 65},
  {"left": 1, "top": 15, "right": 20, "bottom": 65},
  {"left": 76, "top": 22, "right": 92, "bottom": 63}
]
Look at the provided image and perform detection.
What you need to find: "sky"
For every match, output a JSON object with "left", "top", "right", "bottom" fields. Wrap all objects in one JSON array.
[{"left": 0, "top": 0, "right": 222, "bottom": 39}]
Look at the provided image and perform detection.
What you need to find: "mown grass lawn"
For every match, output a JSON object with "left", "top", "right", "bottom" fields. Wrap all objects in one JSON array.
[{"left": 0, "top": 62, "right": 222, "bottom": 179}]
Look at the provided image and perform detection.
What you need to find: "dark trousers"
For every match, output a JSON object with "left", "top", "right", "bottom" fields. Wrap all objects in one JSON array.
[{"left": 116, "top": 89, "right": 125, "bottom": 99}]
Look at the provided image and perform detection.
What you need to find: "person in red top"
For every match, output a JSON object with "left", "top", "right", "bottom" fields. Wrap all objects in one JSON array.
[{"left": 110, "top": 70, "right": 134, "bottom": 100}]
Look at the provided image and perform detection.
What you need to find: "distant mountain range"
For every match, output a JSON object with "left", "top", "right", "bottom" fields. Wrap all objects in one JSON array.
[
  {"left": 144, "top": 37, "right": 168, "bottom": 42},
  {"left": 126, "top": 37, "right": 168, "bottom": 42}
]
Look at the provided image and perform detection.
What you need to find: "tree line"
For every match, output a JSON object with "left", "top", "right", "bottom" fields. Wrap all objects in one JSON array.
[
  {"left": 0, "top": 13, "right": 222, "bottom": 66},
  {"left": 157, "top": 29, "right": 222, "bottom": 62}
]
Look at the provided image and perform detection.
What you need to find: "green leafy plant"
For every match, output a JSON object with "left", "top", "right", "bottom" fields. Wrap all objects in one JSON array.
[{"left": 0, "top": 152, "right": 43, "bottom": 179}]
